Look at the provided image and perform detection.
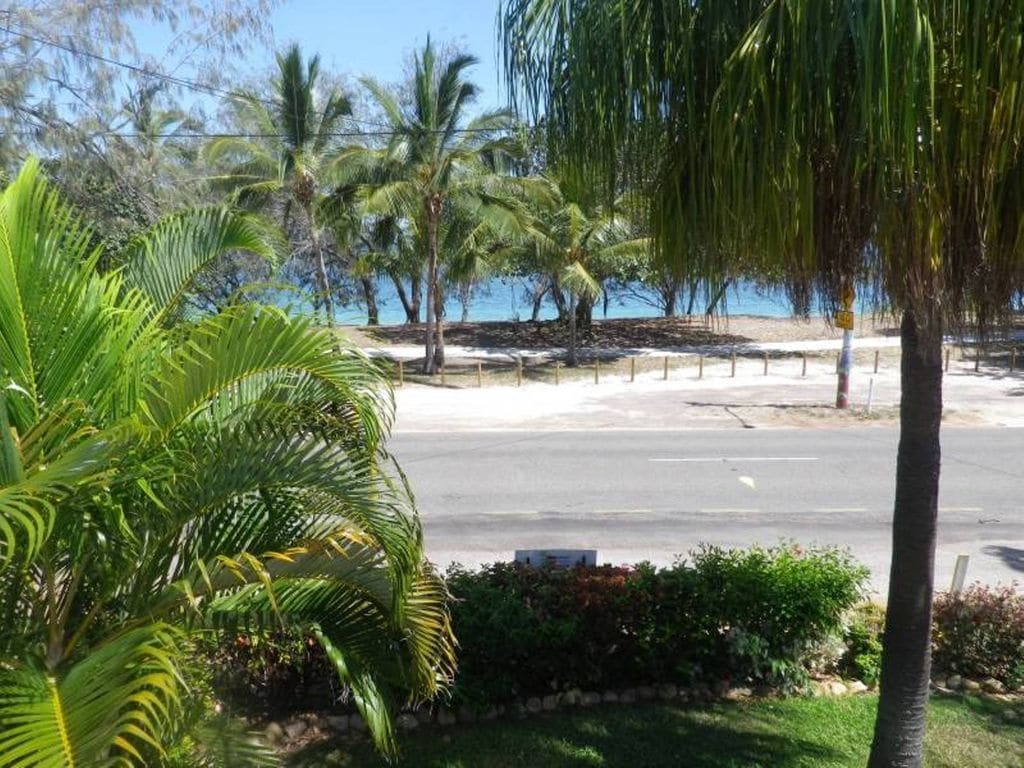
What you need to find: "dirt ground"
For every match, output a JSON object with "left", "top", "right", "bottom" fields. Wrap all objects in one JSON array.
[{"left": 343, "top": 314, "right": 903, "bottom": 350}]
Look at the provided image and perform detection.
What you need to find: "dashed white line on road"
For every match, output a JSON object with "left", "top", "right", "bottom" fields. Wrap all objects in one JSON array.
[
  {"left": 649, "top": 457, "right": 819, "bottom": 463},
  {"left": 699, "top": 508, "right": 760, "bottom": 514}
]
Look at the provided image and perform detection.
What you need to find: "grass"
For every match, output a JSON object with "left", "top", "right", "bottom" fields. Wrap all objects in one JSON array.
[{"left": 289, "top": 695, "right": 1024, "bottom": 768}]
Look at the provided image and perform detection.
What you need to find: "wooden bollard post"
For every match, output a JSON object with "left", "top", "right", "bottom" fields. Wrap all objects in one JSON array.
[
  {"left": 630, "top": 357, "right": 636, "bottom": 383},
  {"left": 516, "top": 357, "right": 523, "bottom": 387},
  {"left": 594, "top": 358, "right": 600, "bottom": 384},
  {"left": 477, "top": 361, "right": 483, "bottom": 387},
  {"left": 663, "top": 356, "right": 669, "bottom": 381},
  {"left": 801, "top": 353, "right": 807, "bottom": 378},
  {"left": 944, "top": 347, "right": 951, "bottom": 372},
  {"left": 397, "top": 359, "right": 404, "bottom": 387},
  {"left": 554, "top": 360, "right": 560, "bottom": 385},
  {"left": 763, "top": 352, "right": 769, "bottom": 376},
  {"left": 873, "top": 349, "right": 880, "bottom": 374},
  {"left": 731, "top": 352, "right": 737, "bottom": 378},
  {"left": 698, "top": 355, "right": 704, "bottom": 379},
  {"left": 1010, "top": 348, "right": 1017, "bottom": 372}
]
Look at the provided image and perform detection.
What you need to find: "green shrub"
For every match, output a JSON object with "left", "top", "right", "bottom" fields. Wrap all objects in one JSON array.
[
  {"left": 840, "top": 603, "right": 886, "bottom": 686},
  {"left": 687, "top": 545, "right": 868, "bottom": 688},
  {"left": 446, "top": 544, "right": 868, "bottom": 703},
  {"left": 932, "top": 585, "right": 1024, "bottom": 685}
]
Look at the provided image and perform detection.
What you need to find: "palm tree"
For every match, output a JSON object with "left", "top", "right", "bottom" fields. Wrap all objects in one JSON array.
[
  {"left": 502, "top": 2, "right": 1024, "bottom": 766},
  {"left": 0, "top": 159, "right": 455, "bottom": 763},
  {"left": 520, "top": 174, "right": 649, "bottom": 365},
  {"left": 205, "top": 44, "right": 352, "bottom": 326},
  {"left": 347, "top": 39, "right": 520, "bottom": 373}
]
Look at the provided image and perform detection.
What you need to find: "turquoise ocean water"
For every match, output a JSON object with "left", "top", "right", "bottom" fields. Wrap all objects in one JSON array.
[{"left": 329, "top": 277, "right": 804, "bottom": 326}]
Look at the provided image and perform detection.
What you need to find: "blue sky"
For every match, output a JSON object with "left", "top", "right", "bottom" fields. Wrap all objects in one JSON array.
[{"left": 266, "top": 0, "right": 505, "bottom": 102}]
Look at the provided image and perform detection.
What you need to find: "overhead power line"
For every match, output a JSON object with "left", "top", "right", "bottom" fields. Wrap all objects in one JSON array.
[{"left": 0, "top": 23, "right": 511, "bottom": 138}]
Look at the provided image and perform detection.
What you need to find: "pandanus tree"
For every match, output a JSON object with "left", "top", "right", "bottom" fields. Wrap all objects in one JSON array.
[
  {"left": 205, "top": 44, "right": 352, "bottom": 326},
  {"left": 345, "top": 39, "right": 521, "bottom": 373},
  {"left": 0, "top": 160, "right": 454, "bottom": 764},
  {"left": 502, "top": 1, "right": 1024, "bottom": 766}
]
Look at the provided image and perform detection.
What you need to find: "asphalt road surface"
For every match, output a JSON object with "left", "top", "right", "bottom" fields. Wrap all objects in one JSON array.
[{"left": 389, "top": 427, "right": 1024, "bottom": 593}]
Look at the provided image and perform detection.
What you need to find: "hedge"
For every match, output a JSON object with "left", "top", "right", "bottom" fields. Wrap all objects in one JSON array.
[{"left": 445, "top": 544, "right": 868, "bottom": 705}]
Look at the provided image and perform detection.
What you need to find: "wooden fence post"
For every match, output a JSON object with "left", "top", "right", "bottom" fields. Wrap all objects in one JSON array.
[
  {"left": 630, "top": 357, "right": 636, "bottom": 383},
  {"left": 763, "top": 352, "right": 769, "bottom": 376},
  {"left": 594, "top": 358, "right": 600, "bottom": 384},
  {"left": 663, "top": 356, "right": 669, "bottom": 381},
  {"left": 801, "top": 353, "right": 807, "bottom": 378},
  {"left": 1010, "top": 348, "right": 1017, "bottom": 372},
  {"left": 874, "top": 349, "right": 880, "bottom": 374},
  {"left": 731, "top": 352, "right": 737, "bottom": 378},
  {"left": 698, "top": 355, "right": 704, "bottom": 379},
  {"left": 517, "top": 357, "right": 523, "bottom": 387},
  {"left": 477, "top": 361, "right": 483, "bottom": 387},
  {"left": 944, "top": 347, "right": 951, "bottom": 372},
  {"left": 975, "top": 345, "right": 981, "bottom": 372},
  {"left": 397, "top": 359, "right": 404, "bottom": 387},
  {"left": 554, "top": 360, "right": 560, "bottom": 385}
]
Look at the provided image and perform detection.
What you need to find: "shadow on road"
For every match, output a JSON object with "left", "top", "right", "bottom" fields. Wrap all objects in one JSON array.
[{"left": 982, "top": 545, "right": 1024, "bottom": 574}]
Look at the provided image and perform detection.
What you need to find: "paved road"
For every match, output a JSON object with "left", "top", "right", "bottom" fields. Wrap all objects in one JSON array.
[{"left": 389, "top": 427, "right": 1024, "bottom": 593}]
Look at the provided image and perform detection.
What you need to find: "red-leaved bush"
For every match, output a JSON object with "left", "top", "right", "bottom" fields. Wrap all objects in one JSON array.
[{"left": 932, "top": 585, "right": 1024, "bottom": 686}]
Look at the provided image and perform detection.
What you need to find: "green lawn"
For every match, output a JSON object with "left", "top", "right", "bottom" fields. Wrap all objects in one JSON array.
[{"left": 290, "top": 695, "right": 1024, "bottom": 768}]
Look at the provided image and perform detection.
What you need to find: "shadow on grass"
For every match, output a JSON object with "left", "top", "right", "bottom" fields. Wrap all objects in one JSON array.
[{"left": 289, "top": 703, "right": 846, "bottom": 768}]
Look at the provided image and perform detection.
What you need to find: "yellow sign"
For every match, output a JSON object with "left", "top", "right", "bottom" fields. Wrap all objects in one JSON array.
[{"left": 836, "top": 310, "right": 855, "bottom": 330}]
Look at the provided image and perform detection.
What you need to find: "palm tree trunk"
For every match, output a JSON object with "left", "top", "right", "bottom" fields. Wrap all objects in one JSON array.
[
  {"left": 389, "top": 272, "right": 417, "bottom": 323},
  {"left": 531, "top": 280, "right": 548, "bottom": 321},
  {"left": 423, "top": 200, "right": 439, "bottom": 374},
  {"left": 705, "top": 278, "right": 731, "bottom": 317},
  {"left": 409, "top": 271, "right": 422, "bottom": 323},
  {"left": 868, "top": 309, "right": 943, "bottom": 768},
  {"left": 433, "top": 273, "right": 446, "bottom": 369},
  {"left": 567, "top": 290, "right": 578, "bottom": 367},
  {"left": 359, "top": 276, "right": 379, "bottom": 325},
  {"left": 306, "top": 208, "right": 335, "bottom": 328},
  {"left": 551, "top": 273, "right": 568, "bottom": 320}
]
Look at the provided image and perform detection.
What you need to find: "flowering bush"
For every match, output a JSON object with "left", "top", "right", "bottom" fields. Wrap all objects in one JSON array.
[{"left": 933, "top": 585, "right": 1024, "bottom": 686}]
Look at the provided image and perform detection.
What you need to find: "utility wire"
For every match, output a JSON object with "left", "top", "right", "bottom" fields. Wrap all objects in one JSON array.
[
  {"left": 0, "top": 127, "right": 514, "bottom": 140},
  {"left": 0, "top": 23, "right": 512, "bottom": 137}
]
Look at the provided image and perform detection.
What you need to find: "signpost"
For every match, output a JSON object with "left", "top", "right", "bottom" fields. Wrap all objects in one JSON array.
[{"left": 836, "top": 287, "right": 855, "bottom": 409}]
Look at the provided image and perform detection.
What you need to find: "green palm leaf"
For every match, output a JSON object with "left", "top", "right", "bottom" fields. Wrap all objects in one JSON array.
[{"left": 0, "top": 625, "right": 182, "bottom": 768}]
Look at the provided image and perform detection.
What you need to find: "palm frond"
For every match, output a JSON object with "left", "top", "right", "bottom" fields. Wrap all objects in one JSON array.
[
  {"left": 121, "top": 208, "right": 279, "bottom": 325},
  {"left": 0, "top": 625, "right": 182, "bottom": 768}
]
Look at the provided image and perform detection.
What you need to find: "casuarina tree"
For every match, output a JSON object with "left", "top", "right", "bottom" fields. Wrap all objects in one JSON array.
[{"left": 501, "top": 2, "right": 1024, "bottom": 766}]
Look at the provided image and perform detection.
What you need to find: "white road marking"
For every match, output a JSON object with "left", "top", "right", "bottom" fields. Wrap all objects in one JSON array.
[
  {"left": 649, "top": 457, "right": 819, "bottom": 463},
  {"left": 815, "top": 507, "right": 870, "bottom": 513},
  {"left": 938, "top": 507, "right": 984, "bottom": 513},
  {"left": 738, "top": 476, "right": 757, "bottom": 490},
  {"left": 699, "top": 508, "right": 759, "bottom": 514},
  {"left": 593, "top": 508, "right": 653, "bottom": 515}
]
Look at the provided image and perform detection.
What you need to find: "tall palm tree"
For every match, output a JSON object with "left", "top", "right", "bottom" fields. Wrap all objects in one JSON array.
[
  {"left": 0, "top": 159, "right": 455, "bottom": 764},
  {"left": 205, "top": 44, "right": 352, "bottom": 326},
  {"left": 346, "top": 39, "right": 520, "bottom": 373},
  {"left": 520, "top": 174, "right": 649, "bottom": 365},
  {"left": 502, "top": 2, "right": 1024, "bottom": 766}
]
